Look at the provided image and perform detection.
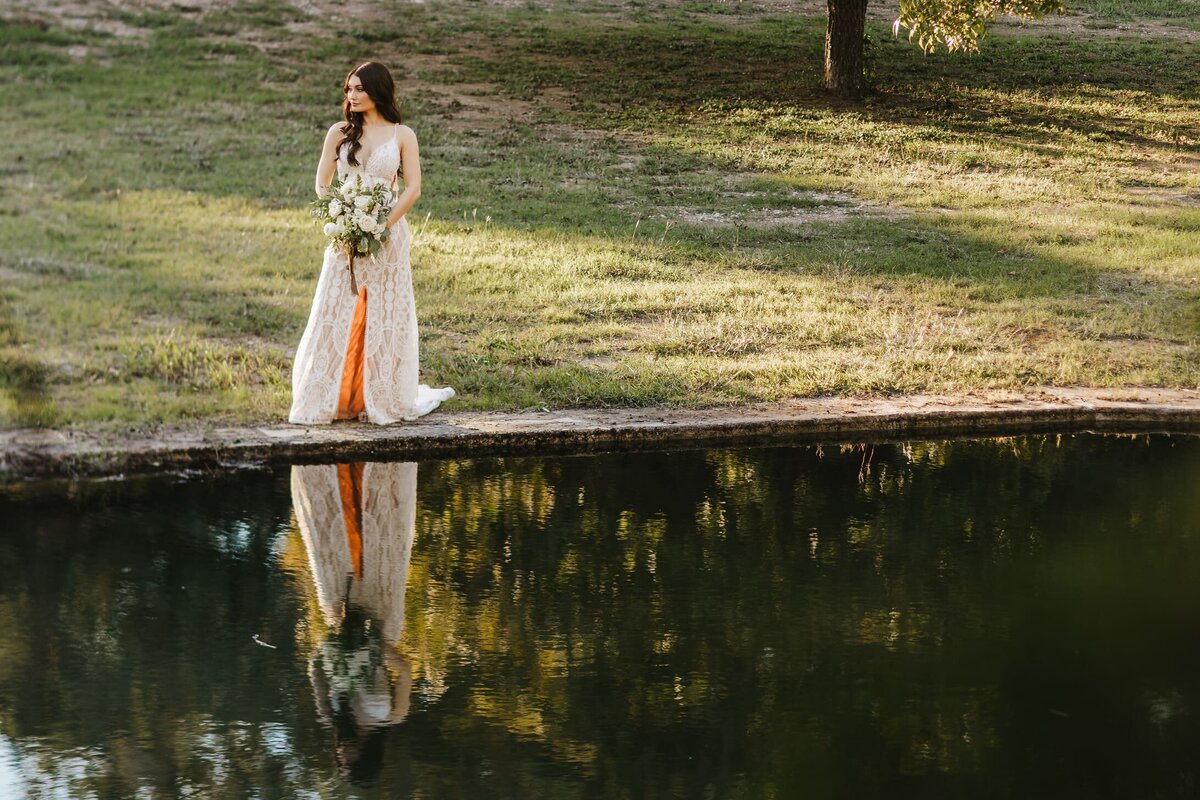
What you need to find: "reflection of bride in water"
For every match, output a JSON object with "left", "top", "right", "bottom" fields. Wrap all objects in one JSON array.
[{"left": 290, "top": 461, "right": 417, "bottom": 781}]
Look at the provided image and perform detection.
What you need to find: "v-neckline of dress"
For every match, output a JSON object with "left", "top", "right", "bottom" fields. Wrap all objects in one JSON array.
[{"left": 353, "top": 124, "right": 398, "bottom": 170}]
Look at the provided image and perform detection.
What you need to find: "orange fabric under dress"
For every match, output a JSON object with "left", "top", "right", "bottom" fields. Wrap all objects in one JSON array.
[
  {"left": 337, "top": 462, "right": 365, "bottom": 579},
  {"left": 336, "top": 286, "right": 368, "bottom": 420}
]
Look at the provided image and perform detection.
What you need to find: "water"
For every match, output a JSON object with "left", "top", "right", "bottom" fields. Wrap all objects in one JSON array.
[{"left": 1, "top": 434, "right": 1199, "bottom": 799}]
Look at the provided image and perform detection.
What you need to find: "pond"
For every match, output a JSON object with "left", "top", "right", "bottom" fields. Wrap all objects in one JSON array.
[{"left": 1, "top": 434, "right": 1199, "bottom": 798}]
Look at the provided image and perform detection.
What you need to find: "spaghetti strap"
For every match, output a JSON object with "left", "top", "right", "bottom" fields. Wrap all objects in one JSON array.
[{"left": 393, "top": 123, "right": 402, "bottom": 185}]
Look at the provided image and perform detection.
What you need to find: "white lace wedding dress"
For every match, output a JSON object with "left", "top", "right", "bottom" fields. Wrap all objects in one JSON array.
[{"left": 289, "top": 123, "right": 454, "bottom": 425}]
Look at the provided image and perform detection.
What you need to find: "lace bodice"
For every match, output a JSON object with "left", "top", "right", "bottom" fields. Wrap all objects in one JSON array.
[{"left": 337, "top": 124, "right": 401, "bottom": 188}]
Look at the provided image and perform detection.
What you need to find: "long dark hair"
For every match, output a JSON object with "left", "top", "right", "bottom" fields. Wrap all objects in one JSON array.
[{"left": 339, "top": 62, "right": 404, "bottom": 168}]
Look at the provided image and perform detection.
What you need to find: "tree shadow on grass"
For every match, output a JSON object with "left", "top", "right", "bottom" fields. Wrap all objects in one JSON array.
[
  {"left": 457, "top": 13, "right": 1199, "bottom": 159},
  {"left": 410, "top": 10, "right": 1198, "bottom": 303}
]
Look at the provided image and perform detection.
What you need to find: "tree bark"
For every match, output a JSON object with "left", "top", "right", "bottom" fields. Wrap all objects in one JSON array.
[{"left": 824, "top": 0, "right": 869, "bottom": 98}]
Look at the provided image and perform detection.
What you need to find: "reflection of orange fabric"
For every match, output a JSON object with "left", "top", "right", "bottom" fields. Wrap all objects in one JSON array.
[
  {"left": 337, "top": 462, "right": 365, "bottom": 579},
  {"left": 336, "top": 286, "right": 368, "bottom": 420}
]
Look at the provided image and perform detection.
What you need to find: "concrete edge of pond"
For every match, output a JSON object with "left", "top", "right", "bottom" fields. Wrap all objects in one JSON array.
[{"left": 3, "top": 387, "right": 1200, "bottom": 482}]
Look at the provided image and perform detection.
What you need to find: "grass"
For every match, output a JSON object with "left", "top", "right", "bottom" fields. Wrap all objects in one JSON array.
[
  {"left": 0, "top": 0, "right": 1196, "bottom": 429},
  {"left": 1069, "top": 0, "right": 1200, "bottom": 28}
]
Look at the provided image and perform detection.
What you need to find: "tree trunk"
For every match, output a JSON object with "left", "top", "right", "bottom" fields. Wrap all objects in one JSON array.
[{"left": 824, "top": 0, "right": 869, "bottom": 98}]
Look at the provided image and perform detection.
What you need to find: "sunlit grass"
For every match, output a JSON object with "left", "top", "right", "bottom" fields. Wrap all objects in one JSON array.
[{"left": 0, "top": 0, "right": 1196, "bottom": 429}]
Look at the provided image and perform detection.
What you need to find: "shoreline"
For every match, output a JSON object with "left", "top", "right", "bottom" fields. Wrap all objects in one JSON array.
[{"left": 3, "top": 387, "right": 1200, "bottom": 481}]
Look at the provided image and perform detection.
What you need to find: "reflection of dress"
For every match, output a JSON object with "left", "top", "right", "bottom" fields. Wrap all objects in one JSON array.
[
  {"left": 288, "top": 123, "right": 454, "bottom": 425},
  {"left": 292, "top": 462, "right": 417, "bottom": 727}
]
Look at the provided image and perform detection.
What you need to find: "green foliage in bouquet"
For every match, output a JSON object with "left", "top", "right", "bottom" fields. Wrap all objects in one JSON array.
[
  {"left": 312, "top": 173, "right": 395, "bottom": 254},
  {"left": 311, "top": 173, "right": 395, "bottom": 292}
]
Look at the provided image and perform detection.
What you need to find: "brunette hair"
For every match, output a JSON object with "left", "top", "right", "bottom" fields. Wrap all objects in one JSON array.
[{"left": 339, "top": 62, "right": 404, "bottom": 168}]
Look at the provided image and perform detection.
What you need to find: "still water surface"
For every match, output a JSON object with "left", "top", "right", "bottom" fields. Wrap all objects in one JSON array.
[{"left": 1, "top": 435, "right": 1199, "bottom": 798}]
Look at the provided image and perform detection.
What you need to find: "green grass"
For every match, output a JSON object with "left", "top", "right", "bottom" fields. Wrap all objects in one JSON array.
[
  {"left": 1070, "top": 0, "right": 1200, "bottom": 28},
  {"left": 0, "top": 0, "right": 1196, "bottom": 429}
]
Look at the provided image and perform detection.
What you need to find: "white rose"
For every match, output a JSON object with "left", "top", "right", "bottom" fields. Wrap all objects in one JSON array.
[
  {"left": 323, "top": 222, "right": 337, "bottom": 236},
  {"left": 328, "top": 199, "right": 342, "bottom": 217},
  {"left": 354, "top": 195, "right": 371, "bottom": 209}
]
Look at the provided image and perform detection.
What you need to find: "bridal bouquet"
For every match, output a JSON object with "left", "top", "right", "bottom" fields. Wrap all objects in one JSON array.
[{"left": 312, "top": 173, "right": 394, "bottom": 294}]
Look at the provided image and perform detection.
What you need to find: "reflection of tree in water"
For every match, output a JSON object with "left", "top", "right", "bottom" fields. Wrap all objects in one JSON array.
[
  {"left": 0, "top": 470, "right": 319, "bottom": 797},
  {"left": 290, "top": 461, "right": 417, "bottom": 785},
  {"left": 400, "top": 436, "right": 1200, "bottom": 797},
  {"left": 1, "top": 436, "right": 1198, "bottom": 796}
]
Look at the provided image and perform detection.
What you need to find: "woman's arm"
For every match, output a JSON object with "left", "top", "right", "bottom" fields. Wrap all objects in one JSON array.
[
  {"left": 314, "top": 123, "right": 344, "bottom": 198},
  {"left": 386, "top": 125, "right": 422, "bottom": 226}
]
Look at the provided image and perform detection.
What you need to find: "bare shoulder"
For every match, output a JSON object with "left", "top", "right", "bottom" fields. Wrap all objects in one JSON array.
[
  {"left": 396, "top": 124, "right": 419, "bottom": 145},
  {"left": 325, "top": 121, "right": 347, "bottom": 143}
]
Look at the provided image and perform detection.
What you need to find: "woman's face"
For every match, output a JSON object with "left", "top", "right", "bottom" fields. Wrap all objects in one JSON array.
[{"left": 345, "top": 75, "right": 374, "bottom": 114}]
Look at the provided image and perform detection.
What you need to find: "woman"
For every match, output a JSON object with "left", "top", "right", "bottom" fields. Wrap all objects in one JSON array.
[{"left": 289, "top": 62, "right": 454, "bottom": 425}]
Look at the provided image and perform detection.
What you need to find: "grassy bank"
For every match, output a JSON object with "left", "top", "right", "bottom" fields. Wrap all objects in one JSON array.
[{"left": 0, "top": 0, "right": 1196, "bottom": 429}]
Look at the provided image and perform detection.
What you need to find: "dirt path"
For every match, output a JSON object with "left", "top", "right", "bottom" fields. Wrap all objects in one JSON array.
[
  {"left": 4, "top": 0, "right": 1195, "bottom": 43},
  {"left": 4, "top": 387, "right": 1199, "bottom": 481}
]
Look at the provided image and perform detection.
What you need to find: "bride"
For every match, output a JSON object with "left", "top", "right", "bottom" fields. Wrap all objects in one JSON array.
[{"left": 289, "top": 61, "right": 454, "bottom": 425}]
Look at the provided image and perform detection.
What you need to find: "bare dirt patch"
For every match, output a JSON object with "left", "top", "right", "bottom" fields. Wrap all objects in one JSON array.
[
  {"left": 0, "top": 0, "right": 236, "bottom": 38},
  {"left": 647, "top": 189, "right": 902, "bottom": 228},
  {"left": 1125, "top": 186, "right": 1200, "bottom": 207},
  {"left": 9, "top": 0, "right": 1193, "bottom": 53},
  {"left": 989, "top": 8, "right": 1200, "bottom": 42}
]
